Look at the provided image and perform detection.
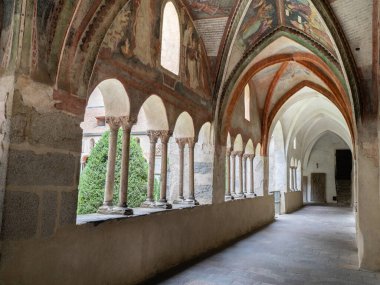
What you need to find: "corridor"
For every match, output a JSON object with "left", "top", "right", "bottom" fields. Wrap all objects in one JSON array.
[{"left": 149, "top": 206, "right": 380, "bottom": 285}]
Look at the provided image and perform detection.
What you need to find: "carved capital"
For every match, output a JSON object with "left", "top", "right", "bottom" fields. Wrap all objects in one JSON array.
[
  {"left": 159, "top": 130, "right": 173, "bottom": 144},
  {"left": 106, "top": 116, "right": 122, "bottom": 130},
  {"left": 186, "top": 137, "right": 196, "bottom": 148},
  {"left": 120, "top": 116, "right": 137, "bottom": 131},
  {"left": 243, "top": 154, "right": 250, "bottom": 160},
  {"left": 147, "top": 130, "right": 160, "bottom": 143},
  {"left": 232, "top": 151, "right": 243, "bottom": 157},
  {"left": 176, "top": 138, "right": 187, "bottom": 148}
]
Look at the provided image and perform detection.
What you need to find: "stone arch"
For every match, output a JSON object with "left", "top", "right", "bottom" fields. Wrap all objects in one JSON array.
[
  {"left": 95, "top": 79, "right": 130, "bottom": 117},
  {"left": 233, "top": 134, "right": 244, "bottom": 152},
  {"left": 198, "top": 122, "right": 213, "bottom": 145},
  {"left": 139, "top": 95, "right": 169, "bottom": 131},
  {"left": 173, "top": 112, "right": 194, "bottom": 138},
  {"left": 255, "top": 143, "right": 262, "bottom": 156},
  {"left": 245, "top": 139, "right": 254, "bottom": 155},
  {"left": 269, "top": 121, "right": 287, "bottom": 193}
]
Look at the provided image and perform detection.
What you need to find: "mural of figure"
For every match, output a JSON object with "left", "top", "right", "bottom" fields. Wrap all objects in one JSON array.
[
  {"left": 238, "top": 0, "right": 276, "bottom": 49},
  {"left": 183, "top": 24, "right": 200, "bottom": 90},
  {"left": 285, "top": 0, "right": 334, "bottom": 51},
  {"left": 197, "top": 42, "right": 206, "bottom": 91},
  {"left": 187, "top": 0, "right": 220, "bottom": 15},
  {"left": 133, "top": 0, "right": 154, "bottom": 67}
]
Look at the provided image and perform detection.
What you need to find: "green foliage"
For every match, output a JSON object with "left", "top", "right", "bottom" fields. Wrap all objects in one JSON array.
[{"left": 77, "top": 130, "right": 148, "bottom": 214}]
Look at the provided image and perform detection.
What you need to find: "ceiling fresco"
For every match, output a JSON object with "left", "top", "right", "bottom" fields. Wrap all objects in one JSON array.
[
  {"left": 284, "top": 0, "right": 337, "bottom": 57},
  {"left": 236, "top": 0, "right": 278, "bottom": 52}
]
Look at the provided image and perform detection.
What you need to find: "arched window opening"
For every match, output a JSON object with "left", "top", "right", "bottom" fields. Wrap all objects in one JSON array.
[
  {"left": 244, "top": 84, "right": 250, "bottom": 121},
  {"left": 161, "top": 2, "right": 180, "bottom": 75}
]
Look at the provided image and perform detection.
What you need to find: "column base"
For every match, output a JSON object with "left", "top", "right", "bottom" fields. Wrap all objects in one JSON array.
[
  {"left": 234, "top": 193, "right": 246, "bottom": 199},
  {"left": 140, "top": 199, "right": 156, "bottom": 208},
  {"left": 246, "top": 192, "right": 257, "bottom": 197},
  {"left": 173, "top": 197, "right": 186, "bottom": 204},
  {"left": 155, "top": 200, "right": 173, "bottom": 209},
  {"left": 97, "top": 205, "right": 134, "bottom": 215},
  {"left": 183, "top": 198, "right": 199, "bottom": 206},
  {"left": 225, "top": 194, "right": 235, "bottom": 201}
]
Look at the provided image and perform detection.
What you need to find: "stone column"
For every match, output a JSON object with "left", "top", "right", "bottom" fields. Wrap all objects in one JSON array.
[
  {"left": 225, "top": 148, "right": 234, "bottom": 200},
  {"left": 290, "top": 166, "right": 296, "bottom": 191},
  {"left": 156, "top": 131, "right": 172, "bottom": 209},
  {"left": 249, "top": 155, "right": 256, "bottom": 196},
  {"left": 185, "top": 138, "right": 199, "bottom": 205},
  {"left": 235, "top": 151, "right": 246, "bottom": 199},
  {"left": 98, "top": 117, "right": 121, "bottom": 214},
  {"left": 115, "top": 116, "right": 136, "bottom": 215},
  {"left": 293, "top": 167, "right": 298, "bottom": 191},
  {"left": 174, "top": 138, "right": 186, "bottom": 203},
  {"left": 231, "top": 151, "right": 237, "bottom": 196},
  {"left": 141, "top": 130, "right": 159, "bottom": 207},
  {"left": 243, "top": 154, "right": 248, "bottom": 194}
]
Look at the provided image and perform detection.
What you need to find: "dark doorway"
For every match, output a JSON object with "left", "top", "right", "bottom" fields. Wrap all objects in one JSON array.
[
  {"left": 311, "top": 173, "right": 326, "bottom": 203},
  {"left": 335, "top": 150, "right": 352, "bottom": 207}
]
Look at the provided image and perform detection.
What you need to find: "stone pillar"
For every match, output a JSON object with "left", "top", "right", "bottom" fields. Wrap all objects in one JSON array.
[
  {"left": 98, "top": 117, "right": 121, "bottom": 214},
  {"left": 225, "top": 149, "right": 234, "bottom": 200},
  {"left": 231, "top": 151, "right": 237, "bottom": 197},
  {"left": 174, "top": 138, "right": 186, "bottom": 203},
  {"left": 247, "top": 154, "right": 256, "bottom": 196},
  {"left": 141, "top": 130, "right": 159, "bottom": 208},
  {"left": 115, "top": 116, "right": 136, "bottom": 215},
  {"left": 156, "top": 131, "right": 172, "bottom": 209},
  {"left": 293, "top": 167, "right": 298, "bottom": 191},
  {"left": 243, "top": 154, "right": 248, "bottom": 194},
  {"left": 235, "top": 151, "right": 246, "bottom": 199},
  {"left": 185, "top": 138, "right": 199, "bottom": 205},
  {"left": 290, "top": 166, "right": 296, "bottom": 191}
]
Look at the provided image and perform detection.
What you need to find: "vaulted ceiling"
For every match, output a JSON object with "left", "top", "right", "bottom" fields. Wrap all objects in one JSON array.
[{"left": 0, "top": 0, "right": 376, "bottom": 121}]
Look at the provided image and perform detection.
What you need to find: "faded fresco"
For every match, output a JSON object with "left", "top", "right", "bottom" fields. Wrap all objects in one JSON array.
[
  {"left": 237, "top": 0, "right": 278, "bottom": 50},
  {"left": 181, "top": 19, "right": 208, "bottom": 92},
  {"left": 184, "top": 0, "right": 233, "bottom": 19},
  {"left": 284, "top": 0, "right": 336, "bottom": 56},
  {"left": 100, "top": 0, "right": 210, "bottom": 98}
]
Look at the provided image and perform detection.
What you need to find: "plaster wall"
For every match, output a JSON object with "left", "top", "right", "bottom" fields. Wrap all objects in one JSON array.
[
  {"left": 0, "top": 196, "right": 274, "bottom": 285},
  {"left": 284, "top": 191, "right": 303, "bottom": 213},
  {"left": 356, "top": 125, "right": 380, "bottom": 271},
  {"left": 304, "top": 133, "right": 350, "bottom": 203}
]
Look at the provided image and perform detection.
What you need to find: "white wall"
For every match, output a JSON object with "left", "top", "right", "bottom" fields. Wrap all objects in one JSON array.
[{"left": 304, "top": 132, "right": 350, "bottom": 203}]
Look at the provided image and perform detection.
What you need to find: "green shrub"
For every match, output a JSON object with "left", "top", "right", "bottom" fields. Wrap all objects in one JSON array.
[{"left": 77, "top": 130, "right": 148, "bottom": 214}]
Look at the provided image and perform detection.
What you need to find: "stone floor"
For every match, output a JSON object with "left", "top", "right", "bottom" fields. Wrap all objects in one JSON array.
[{"left": 145, "top": 205, "right": 380, "bottom": 285}]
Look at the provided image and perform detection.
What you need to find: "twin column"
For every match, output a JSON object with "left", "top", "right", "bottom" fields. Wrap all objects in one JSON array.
[
  {"left": 174, "top": 138, "right": 198, "bottom": 205},
  {"left": 142, "top": 130, "right": 173, "bottom": 209},
  {"left": 225, "top": 150, "right": 255, "bottom": 200},
  {"left": 290, "top": 165, "right": 298, "bottom": 191},
  {"left": 99, "top": 116, "right": 136, "bottom": 215}
]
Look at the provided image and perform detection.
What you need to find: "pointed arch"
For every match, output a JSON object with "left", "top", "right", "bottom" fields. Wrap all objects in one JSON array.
[
  {"left": 95, "top": 79, "right": 130, "bottom": 117},
  {"left": 139, "top": 95, "right": 169, "bottom": 131},
  {"left": 174, "top": 112, "right": 195, "bottom": 138},
  {"left": 233, "top": 135, "right": 244, "bottom": 152}
]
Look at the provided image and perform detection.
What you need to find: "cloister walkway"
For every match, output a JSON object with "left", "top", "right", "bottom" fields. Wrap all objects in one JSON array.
[{"left": 146, "top": 206, "right": 380, "bottom": 285}]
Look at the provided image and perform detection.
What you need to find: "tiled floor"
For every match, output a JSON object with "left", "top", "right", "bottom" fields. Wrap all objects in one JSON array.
[{"left": 148, "top": 206, "right": 380, "bottom": 285}]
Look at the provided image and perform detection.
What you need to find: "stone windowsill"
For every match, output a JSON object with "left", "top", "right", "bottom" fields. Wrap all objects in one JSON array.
[{"left": 76, "top": 204, "right": 197, "bottom": 225}]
